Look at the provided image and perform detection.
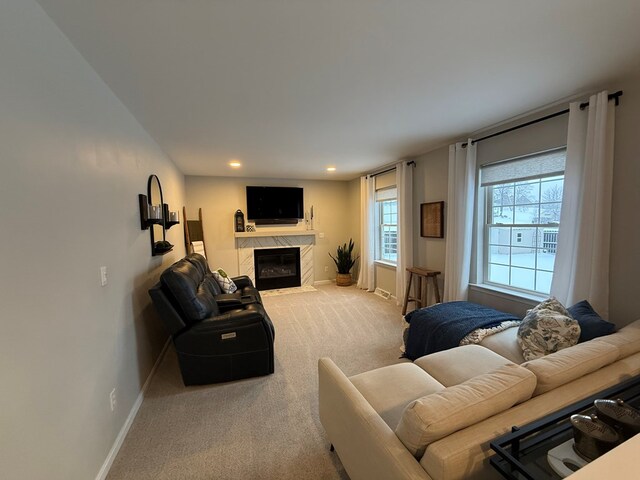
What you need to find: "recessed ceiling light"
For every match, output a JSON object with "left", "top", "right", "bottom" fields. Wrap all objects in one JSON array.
[
  {"left": 326, "top": 167, "right": 336, "bottom": 172},
  {"left": 228, "top": 160, "right": 242, "bottom": 168}
]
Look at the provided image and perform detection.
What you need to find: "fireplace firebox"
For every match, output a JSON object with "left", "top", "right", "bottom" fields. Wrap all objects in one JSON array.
[{"left": 253, "top": 247, "right": 301, "bottom": 291}]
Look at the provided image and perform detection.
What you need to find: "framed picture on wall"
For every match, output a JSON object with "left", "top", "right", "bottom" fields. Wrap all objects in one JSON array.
[{"left": 421, "top": 201, "right": 444, "bottom": 238}]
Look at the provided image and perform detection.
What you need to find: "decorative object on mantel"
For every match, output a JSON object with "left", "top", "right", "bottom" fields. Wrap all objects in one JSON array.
[
  {"left": 305, "top": 205, "right": 315, "bottom": 230},
  {"left": 329, "top": 238, "right": 359, "bottom": 286},
  {"left": 245, "top": 224, "right": 255, "bottom": 232},
  {"left": 234, "top": 209, "right": 245, "bottom": 233},
  {"left": 421, "top": 201, "right": 445, "bottom": 238},
  {"left": 138, "top": 174, "right": 179, "bottom": 256}
]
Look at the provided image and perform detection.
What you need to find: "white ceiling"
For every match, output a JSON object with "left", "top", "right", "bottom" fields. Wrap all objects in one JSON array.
[{"left": 37, "top": 0, "right": 640, "bottom": 180}]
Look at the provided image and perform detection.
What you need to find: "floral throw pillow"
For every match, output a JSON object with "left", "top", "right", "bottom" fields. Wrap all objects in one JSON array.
[
  {"left": 211, "top": 268, "right": 238, "bottom": 294},
  {"left": 517, "top": 298, "right": 580, "bottom": 361},
  {"left": 527, "top": 297, "right": 571, "bottom": 317}
]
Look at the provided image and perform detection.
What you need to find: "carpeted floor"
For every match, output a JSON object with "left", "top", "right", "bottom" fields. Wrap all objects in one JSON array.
[{"left": 106, "top": 284, "right": 407, "bottom": 480}]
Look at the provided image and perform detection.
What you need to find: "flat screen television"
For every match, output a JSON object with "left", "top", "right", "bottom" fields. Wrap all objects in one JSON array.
[{"left": 246, "top": 186, "right": 304, "bottom": 225}]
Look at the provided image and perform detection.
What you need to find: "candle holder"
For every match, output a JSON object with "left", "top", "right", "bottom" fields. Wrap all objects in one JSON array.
[{"left": 164, "top": 204, "right": 180, "bottom": 229}]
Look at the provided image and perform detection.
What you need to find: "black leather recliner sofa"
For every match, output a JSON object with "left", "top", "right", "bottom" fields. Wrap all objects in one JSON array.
[{"left": 149, "top": 253, "right": 275, "bottom": 385}]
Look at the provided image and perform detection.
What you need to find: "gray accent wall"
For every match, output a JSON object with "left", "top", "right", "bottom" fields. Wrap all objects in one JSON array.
[{"left": 0, "top": 1, "right": 185, "bottom": 478}]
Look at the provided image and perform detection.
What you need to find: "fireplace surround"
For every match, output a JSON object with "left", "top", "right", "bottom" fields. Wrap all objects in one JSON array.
[{"left": 236, "top": 231, "right": 316, "bottom": 287}]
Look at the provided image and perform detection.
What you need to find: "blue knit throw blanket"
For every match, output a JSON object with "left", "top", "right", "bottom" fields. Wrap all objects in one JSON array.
[{"left": 403, "top": 301, "right": 520, "bottom": 360}]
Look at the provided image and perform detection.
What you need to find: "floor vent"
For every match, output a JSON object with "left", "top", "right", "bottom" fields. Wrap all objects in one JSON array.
[{"left": 374, "top": 288, "right": 391, "bottom": 299}]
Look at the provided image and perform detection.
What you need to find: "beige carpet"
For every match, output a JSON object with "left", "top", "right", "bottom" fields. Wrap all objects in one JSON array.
[{"left": 107, "top": 284, "right": 407, "bottom": 480}]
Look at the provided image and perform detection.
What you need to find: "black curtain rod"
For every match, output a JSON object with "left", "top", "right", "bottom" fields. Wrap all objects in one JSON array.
[
  {"left": 462, "top": 90, "right": 623, "bottom": 148},
  {"left": 368, "top": 160, "right": 415, "bottom": 178}
]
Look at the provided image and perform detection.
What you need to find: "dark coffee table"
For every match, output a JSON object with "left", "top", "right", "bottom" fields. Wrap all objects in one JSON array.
[{"left": 489, "top": 375, "right": 640, "bottom": 479}]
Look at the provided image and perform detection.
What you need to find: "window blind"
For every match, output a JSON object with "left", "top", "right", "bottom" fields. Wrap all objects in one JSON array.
[
  {"left": 480, "top": 148, "right": 566, "bottom": 187},
  {"left": 375, "top": 186, "right": 396, "bottom": 201}
]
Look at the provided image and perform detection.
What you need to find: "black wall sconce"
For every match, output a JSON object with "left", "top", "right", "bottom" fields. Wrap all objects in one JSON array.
[{"left": 139, "top": 174, "right": 180, "bottom": 256}]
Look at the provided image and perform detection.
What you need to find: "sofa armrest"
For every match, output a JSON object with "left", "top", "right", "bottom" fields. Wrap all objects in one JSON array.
[{"left": 318, "top": 358, "right": 431, "bottom": 480}]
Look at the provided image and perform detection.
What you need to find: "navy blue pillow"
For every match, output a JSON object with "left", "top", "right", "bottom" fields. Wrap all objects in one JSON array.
[{"left": 568, "top": 300, "right": 616, "bottom": 342}]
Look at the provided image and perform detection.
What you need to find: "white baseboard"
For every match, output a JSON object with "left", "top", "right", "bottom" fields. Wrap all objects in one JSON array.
[
  {"left": 313, "top": 279, "right": 332, "bottom": 286},
  {"left": 374, "top": 287, "right": 391, "bottom": 299},
  {"left": 95, "top": 339, "right": 171, "bottom": 480}
]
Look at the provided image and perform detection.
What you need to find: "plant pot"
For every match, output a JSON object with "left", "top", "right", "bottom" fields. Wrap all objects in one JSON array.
[{"left": 336, "top": 273, "right": 352, "bottom": 287}]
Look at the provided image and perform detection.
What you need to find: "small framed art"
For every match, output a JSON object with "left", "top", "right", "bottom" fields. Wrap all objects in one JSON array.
[{"left": 420, "top": 201, "right": 444, "bottom": 238}]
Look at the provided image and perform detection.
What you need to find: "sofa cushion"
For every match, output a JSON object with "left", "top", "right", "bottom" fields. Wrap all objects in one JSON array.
[
  {"left": 414, "top": 345, "right": 512, "bottom": 386},
  {"left": 350, "top": 363, "right": 445, "bottom": 429},
  {"left": 395, "top": 364, "right": 536, "bottom": 457},
  {"left": 479, "top": 326, "right": 526, "bottom": 364},
  {"left": 592, "top": 319, "right": 640, "bottom": 359},
  {"left": 568, "top": 300, "right": 616, "bottom": 342},
  {"left": 522, "top": 341, "right": 619, "bottom": 396},
  {"left": 517, "top": 299, "right": 580, "bottom": 361},
  {"left": 420, "top": 351, "right": 640, "bottom": 480}
]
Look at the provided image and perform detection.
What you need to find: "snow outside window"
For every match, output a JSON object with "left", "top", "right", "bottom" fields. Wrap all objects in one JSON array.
[
  {"left": 376, "top": 187, "right": 397, "bottom": 263},
  {"left": 480, "top": 148, "right": 566, "bottom": 295}
]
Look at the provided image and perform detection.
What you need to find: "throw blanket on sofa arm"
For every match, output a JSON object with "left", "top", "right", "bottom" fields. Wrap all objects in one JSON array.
[{"left": 403, "top": 301, "right": 520, "bottom": 360}]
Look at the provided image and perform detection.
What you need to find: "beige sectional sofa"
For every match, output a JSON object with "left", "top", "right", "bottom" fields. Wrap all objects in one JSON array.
[{"left": 318, "top": 319, "right": 640, "bottom": 480}]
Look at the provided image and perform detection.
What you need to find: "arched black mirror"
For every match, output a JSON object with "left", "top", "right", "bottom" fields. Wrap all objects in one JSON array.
[{"left": 138, "top": 175, "right": 173, "bottom": 256}]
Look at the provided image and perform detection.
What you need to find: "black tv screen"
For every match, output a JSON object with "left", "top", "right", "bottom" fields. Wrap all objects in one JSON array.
[{"left": 246, "top": 186, "right": 304, "bottom": 224}]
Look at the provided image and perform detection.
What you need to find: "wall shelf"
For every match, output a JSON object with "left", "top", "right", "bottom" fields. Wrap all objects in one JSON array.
[
  {"left": 138, "top": 175, "right": 180, "bottom": 256},
  {"left": 234, "top": 229, "right": 318, "bottom": 238}
]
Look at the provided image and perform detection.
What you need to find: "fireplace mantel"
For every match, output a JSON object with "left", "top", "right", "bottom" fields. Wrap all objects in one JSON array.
[{"left": 234, "top": 229, "right": 317, "bottom": 238}]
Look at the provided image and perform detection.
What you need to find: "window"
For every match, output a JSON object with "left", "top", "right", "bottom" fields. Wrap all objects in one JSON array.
[
  {"left": 479, "top": 149, "right": 566, "bottom": 295},
  {"left": 376, "top": 187, "right": 397, "bottom": 263}
]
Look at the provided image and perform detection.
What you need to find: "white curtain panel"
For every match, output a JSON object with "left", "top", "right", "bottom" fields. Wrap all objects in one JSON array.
[
  {"left": 357, "top": 175, "right": 376, "bottom": 291},
  {"left": 550, "top": 91, "right": 615, "bottom": 317},
  {"left": 395, "top": 161, "right": 414, "bottom": 305},
  {"left": 443, "top": 140, "right": 477, "bottom": 302}
]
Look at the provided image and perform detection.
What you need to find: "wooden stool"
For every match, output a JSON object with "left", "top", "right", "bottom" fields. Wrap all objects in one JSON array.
[{"left": 402, "top": 267, "right": 441, "bottom": 315}]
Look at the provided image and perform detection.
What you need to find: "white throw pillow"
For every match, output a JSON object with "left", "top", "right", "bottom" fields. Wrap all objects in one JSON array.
[
  {"left": 211, "top": 268, "right": 238, "bottom": 294},
  {"left": 517, "top": 298, "right": 580, "bottom": 361}
]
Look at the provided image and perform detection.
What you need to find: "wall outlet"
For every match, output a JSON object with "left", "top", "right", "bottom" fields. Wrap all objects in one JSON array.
[
  {"left": 319, "top": 232, "right": 325, "bottom": 239},
  {"left": 109, "top": 388, "right": 116, "bottom": 411},
  {"left": 100, "top": 266, "right": 108, "bottom": 286},
  {"left": 324, "top": 266, "right": 328, "bottom": 272}
]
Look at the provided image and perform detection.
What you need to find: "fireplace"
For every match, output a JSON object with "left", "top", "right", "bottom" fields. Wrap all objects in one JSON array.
[{"left": 254, "top": 247, "right": 301, "bottom": 291}]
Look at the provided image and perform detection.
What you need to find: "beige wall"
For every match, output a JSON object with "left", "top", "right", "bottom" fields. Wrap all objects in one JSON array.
[
  {"left": 185, "top": 176, "right": 352, "bottom": 282},
  {"left": 608, "top": 71, "right": 640, "bottom": 324},
  {"left": 375, "top": 263, "right": 397, "bottom": 296},
  {"left": 347, "top": 178, "right": 362, "bottom": 280},
  {"left": 413, "top": 147, "right": 449, "bottom": 302},
  {"left": 0, "top": 1, "right": 186, "bottom": 479}
]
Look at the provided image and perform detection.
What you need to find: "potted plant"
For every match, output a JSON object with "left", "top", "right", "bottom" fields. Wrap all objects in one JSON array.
[{"left": 329, "top": 238, "right": 359, "bottom": 286}]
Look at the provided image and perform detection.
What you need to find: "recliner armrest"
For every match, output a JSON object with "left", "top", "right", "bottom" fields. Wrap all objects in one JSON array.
[
  {"left": 174, "top": 310, "right": 274, "bottom": 355},
  {"left": 231, "top": 275, "right": 255, "bottom": 290},
  {"left": 215, "top": 292, "right": 243, "bottom": 310},
  {"left": 195, "top": 310, "right": 266, "bottom": 331}
]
